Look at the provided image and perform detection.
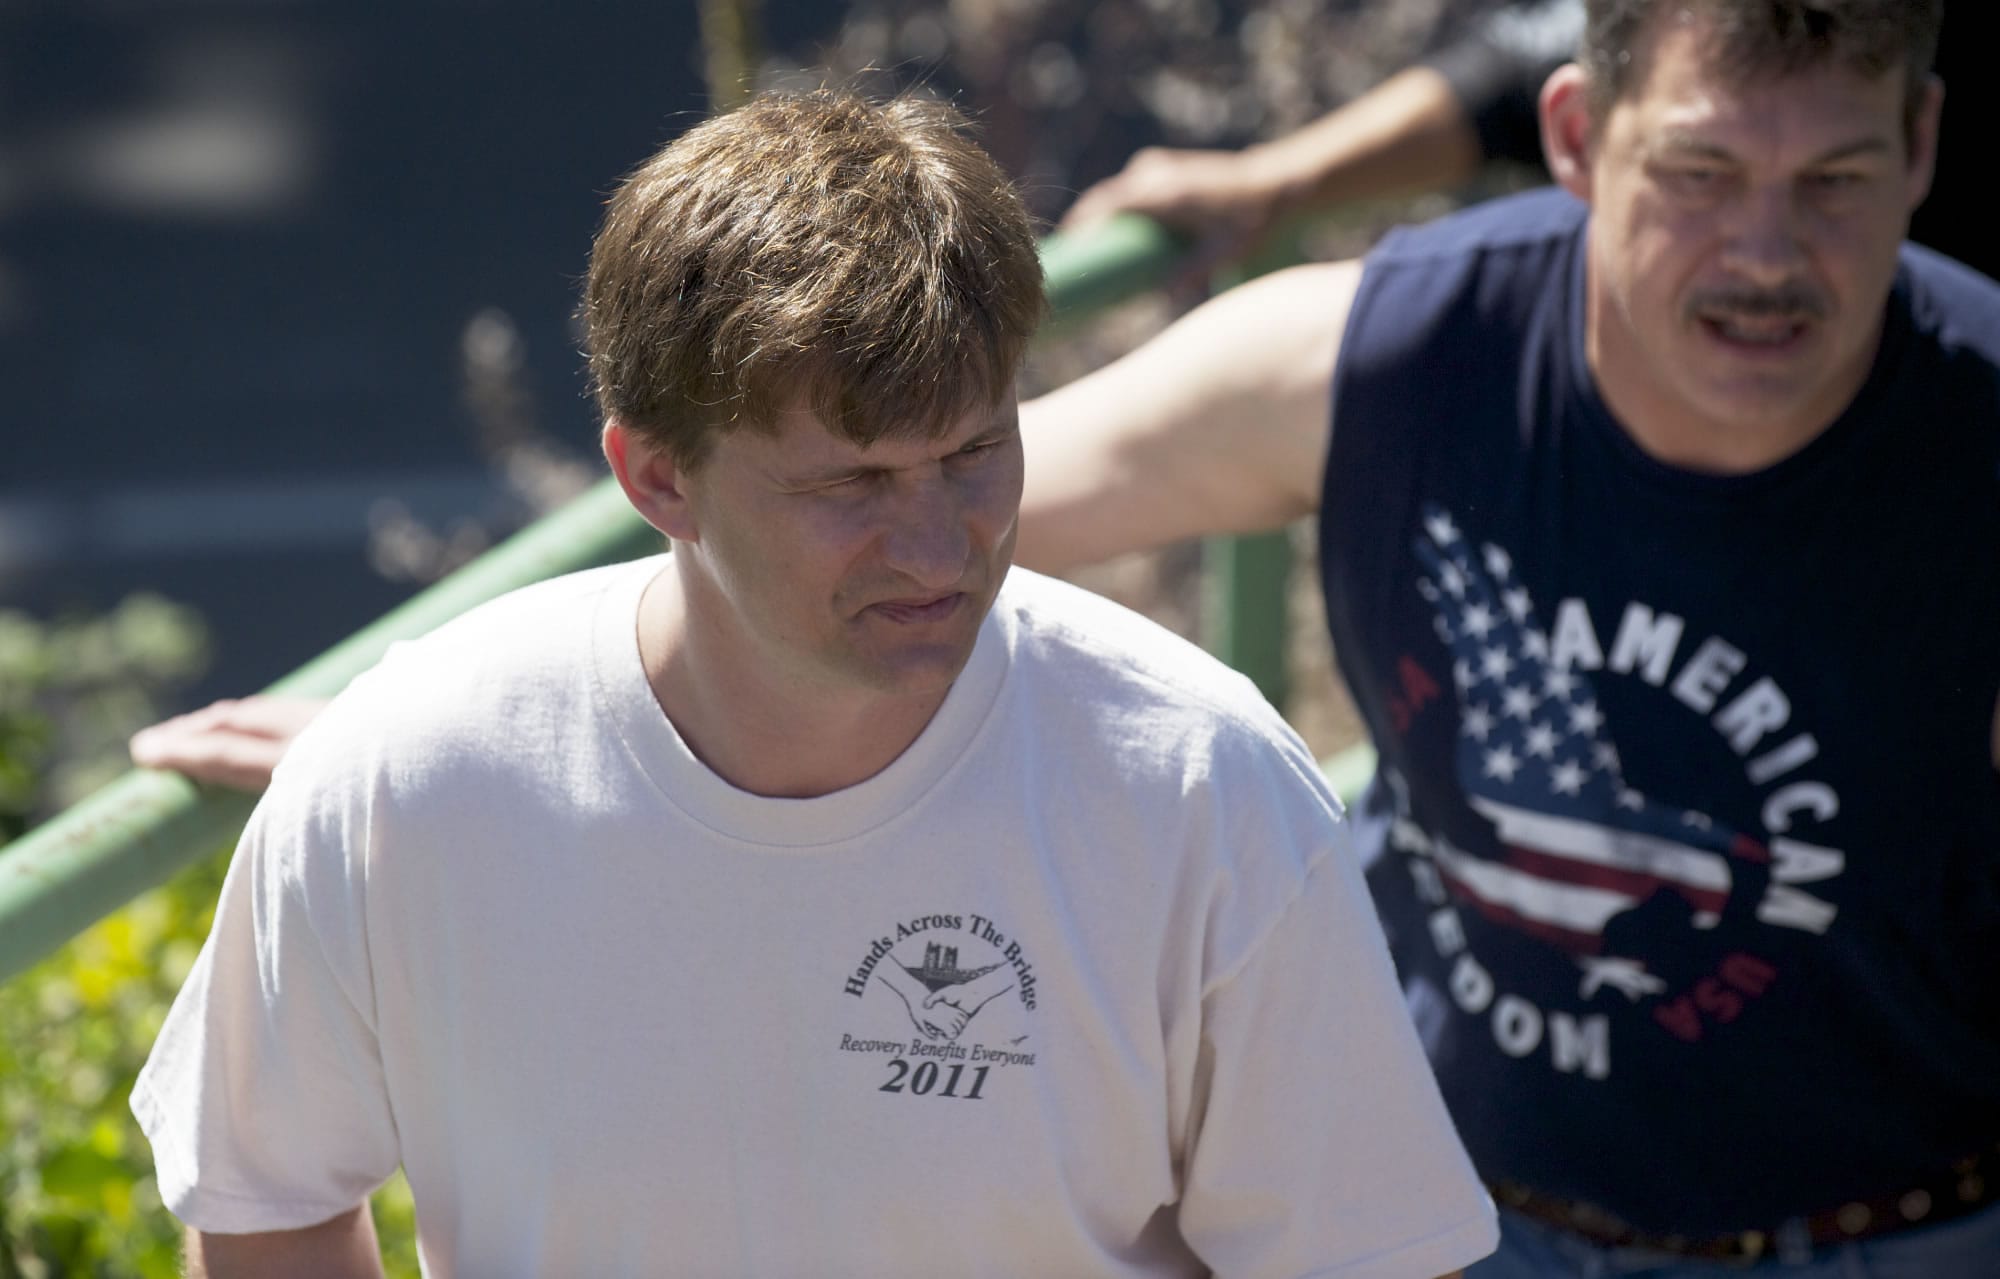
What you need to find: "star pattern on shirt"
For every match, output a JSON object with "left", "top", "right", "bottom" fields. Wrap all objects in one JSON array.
[
  {"left": 1462, "top": 705, "right": 1496, "bottom": 741},
  {"left": 1462, "top": 602, "right": 1497, "bottom": 640},
  {"left": 1549, "top": 760, "right": 1588, "bottom": 796},
  {"left": 1523, "top": 722, "right": 1559, "bottom": 758},
  {"left": 1483, "top": 746, "right": 1522, "bottom": 781},
  {"left": 1412, "top": 504, "right": 1631, "bottom": 806}
]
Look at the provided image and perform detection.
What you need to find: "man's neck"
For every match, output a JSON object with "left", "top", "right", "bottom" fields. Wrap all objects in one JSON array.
[
  {"left": 634, "top": 567, "right": 952, "bottom": 799},
  {"left": 1594, "top": 376, "right": 1836, "bottom": 475},
  {"left": 1583, "top": 262, "right": 1881, "bottom": 476}
]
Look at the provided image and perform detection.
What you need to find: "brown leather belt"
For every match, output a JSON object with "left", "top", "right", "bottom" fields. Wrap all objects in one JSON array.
[{"left": 1491, "top": 1145, "right": 2000, "bottom": 1264}]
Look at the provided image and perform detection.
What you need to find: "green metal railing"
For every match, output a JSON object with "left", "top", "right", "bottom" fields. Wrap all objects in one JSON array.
[
  {"left": 0, "top": 481, "right": 663, "bottom": 982},
  {"left": 0, "top": 212, "right": 1372, "bottom": 985}
]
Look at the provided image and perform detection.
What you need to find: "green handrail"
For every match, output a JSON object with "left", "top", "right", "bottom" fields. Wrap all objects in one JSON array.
[
  {"left": 0, "top": 213, "right": 1200, "bottom": 984},
  {"left": 1036, "top": 214, "right": 1186, "bottom": 334},
  {"left": 1203, "top": 531, "right": 1294, "bottom": 707},
  {"left": 1322, "top": 743, "right": 1378, "bottom": 808},
  {"left": 0, "top": 481, "right": 663, "bottom": 982}
]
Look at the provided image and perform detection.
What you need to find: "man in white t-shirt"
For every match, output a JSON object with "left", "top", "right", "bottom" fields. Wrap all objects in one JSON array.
[{"left": 131, "top": 89, "right": 1495, "bottom": 1278}]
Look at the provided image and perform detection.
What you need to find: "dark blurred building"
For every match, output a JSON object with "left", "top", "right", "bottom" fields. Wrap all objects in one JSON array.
[{"left": 0, "top": 4, "right": 767, "bottom": 702}]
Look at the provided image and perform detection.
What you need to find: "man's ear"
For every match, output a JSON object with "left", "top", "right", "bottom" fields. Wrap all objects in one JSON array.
[
  {"left": 1904, "top": 73, "right": 1945, "bottom": 215},
  {"left": 603, "top": 421, "right": 700, "bottom": 542},
  {"left": 1540, "top": 63, "right": 1597, "bottom": 201}
]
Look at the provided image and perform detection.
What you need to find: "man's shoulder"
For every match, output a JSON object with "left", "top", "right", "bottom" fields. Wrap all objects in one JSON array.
[
  {"left": 990, "top": 571, "right": 1345, "bottom": 878},
  {"left": 1367, "top": 186, "right": 1586, "bottom": 272},
  {"left": 994, "top": 569, "right": 1303, "bottom": 749},
  {"left": 1900, "top": 245, "right": 2000, "bottom": 370},
  {"left": 1893, "top": 248, "right": 2000, "bottom": 469},
  {"left": 280, "top": 558, "right": 653, "bottom": 781},
  {"left": 1345, "top": 187, "right": 1583, "bottom": 360},
  {"left": 1335, "top": 189, "right": 1580, "bottom": 422},
  {"left": 421, "top": 557, "right": 647, "bottom": 643},
  {"left": 351, "top": 559, "right": 639, "bottom": 695}
]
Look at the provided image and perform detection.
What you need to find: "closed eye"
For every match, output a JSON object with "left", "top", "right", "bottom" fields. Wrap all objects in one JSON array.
[
  {"left": 1658, "top": 165, "right": 1727, "bottom": 191},
  {"left": 953, "top": 429, "right": 1018, "bottom": 463},
  {"left": 810, "top": 470, "right": 877, "bottom": 494}
]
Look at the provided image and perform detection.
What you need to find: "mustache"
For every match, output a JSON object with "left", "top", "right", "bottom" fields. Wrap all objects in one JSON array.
[{"left": 1685, "top": 282, "right": 1829, "bottom": 324}]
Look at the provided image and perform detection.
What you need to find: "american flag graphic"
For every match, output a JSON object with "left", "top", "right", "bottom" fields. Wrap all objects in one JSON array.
[{"left": 1412, "top": 504, "right": 1769, "bottom": 965}]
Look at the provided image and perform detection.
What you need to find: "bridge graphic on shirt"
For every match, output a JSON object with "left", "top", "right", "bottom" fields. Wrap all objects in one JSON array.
[
  {"left": 905, "top": 942, "right": 1005, "bottom": 993},
  {"left": 1411, "top": 504, "right": 1771, "bottom": 989}
]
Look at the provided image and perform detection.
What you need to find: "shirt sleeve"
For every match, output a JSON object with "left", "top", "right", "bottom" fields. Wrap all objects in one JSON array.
[
  {"left": 1422, "top": 0, "right": 1582, "bottom": 169},
  {"left": 130, "top": 759, "right": 402, "bottom": 1234},
  {"left": 1177, "top": 814, "right": 1498, "bottom": 1278}
]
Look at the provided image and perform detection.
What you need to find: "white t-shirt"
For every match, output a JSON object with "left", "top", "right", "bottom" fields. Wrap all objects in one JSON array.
[{"left": 133, "top": 561, "right": 1494, "bottom": 1278}]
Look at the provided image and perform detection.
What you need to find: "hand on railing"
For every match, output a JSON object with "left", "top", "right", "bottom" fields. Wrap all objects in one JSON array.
[
  {"left": 1061, "top": 145, "right": 1283, "bottom": 289},
  {"left": 129, "top": 696, "right": 327, "bottom": 794}
]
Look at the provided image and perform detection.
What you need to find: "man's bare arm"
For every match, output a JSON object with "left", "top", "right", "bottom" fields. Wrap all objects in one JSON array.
[
  {"left": 1017, "top": 258, "right": 1362, "bottom": 575},
  {"left": 1060, "top": 67, "right": 1481, "bottom": 279},
  {"left": 186, "top": 1205, "right": 384, "bottom": 1279}
]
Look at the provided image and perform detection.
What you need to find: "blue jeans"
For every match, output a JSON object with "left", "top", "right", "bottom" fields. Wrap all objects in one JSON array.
[{"left": 1467, "top": 1202, "right": 2000, "bottom": 1279}]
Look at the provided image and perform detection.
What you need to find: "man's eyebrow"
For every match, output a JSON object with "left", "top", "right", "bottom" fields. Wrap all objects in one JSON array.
[
  {"left": 1651, "top": 131, "right": 1737, "bottom": 161},
  {"left": 1650, "top": 130, "right": 1895, "bottom": 165},
  {"left": 1805, "top": 137, "right": 1896, "bottom": 165},
  {"left": 785, "top": 408, "right": 1021, "bottom": 484},
  {"left": 969, "top": 414, "right": 1022, "bottom": 444},
  {"left": 934, "top": 406, "right": 1022, "bottom": 454}
]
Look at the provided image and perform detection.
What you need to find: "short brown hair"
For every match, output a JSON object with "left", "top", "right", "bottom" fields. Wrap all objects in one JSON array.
[
  {"left": 1580, "top": 1, "right": 1941, "bottom": 142},
  {"left": 584, "top": 89, "right": 1045, "bottom": 469}
]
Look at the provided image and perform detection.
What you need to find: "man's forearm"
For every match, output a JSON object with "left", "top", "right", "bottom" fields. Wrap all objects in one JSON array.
[
  {"left": 186, "top": 1205, "right": 385, "bottom": 1279},
  {"left": 1244, "top": 66, "right": 1483, "bottom": 220}
]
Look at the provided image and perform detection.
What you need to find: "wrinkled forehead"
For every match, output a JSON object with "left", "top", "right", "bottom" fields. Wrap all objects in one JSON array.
[
  {"left": 1607, "top": 13, "right": 1911, "bottom": 149},
  {"left": 740, "top": 385, "right": 1020, "bottom": 466},
  {"left": 1608, "top": 6, "right": 1914, "bottom": 116}
]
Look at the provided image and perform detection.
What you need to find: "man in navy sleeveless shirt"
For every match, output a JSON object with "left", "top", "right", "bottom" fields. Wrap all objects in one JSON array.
[{"left": 1021, "top": 0, "right": 2000, "bottom": 1273}]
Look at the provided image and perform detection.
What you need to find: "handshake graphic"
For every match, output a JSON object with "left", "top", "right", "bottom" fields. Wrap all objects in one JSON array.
[{"left": 877, "top": 964, "right": 1016, "bottom": 1043}]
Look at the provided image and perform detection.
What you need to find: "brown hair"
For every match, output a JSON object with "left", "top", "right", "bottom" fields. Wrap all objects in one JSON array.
[
  {"left": 583, "top": 89, "right": 1045, "bottom": 470},
  {"left": 1580, "top": 0, "right": 1941, "bottom": 141}
]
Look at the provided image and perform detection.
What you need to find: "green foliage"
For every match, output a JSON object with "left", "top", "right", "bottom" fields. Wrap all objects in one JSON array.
[
  {"left": 2, "top": 856, "right": 223, "bottom": 1277},
  {"left": 0, "top": 597, "right": 418, "bottom": 1275},
  {"left": 0, "top": 597, "right": 208, "bottom": 844}
]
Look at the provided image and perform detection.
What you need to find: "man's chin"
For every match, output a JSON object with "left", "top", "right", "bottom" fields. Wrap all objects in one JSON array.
[
  {"left": 821, "top": 628, "right": 979, "bottom": 697},
  {"left": 866, "top": 646, "right": 980, "bottom": 696},
  {"left": 1688, "top": 378, "right": 1825, "bottom": 430}
]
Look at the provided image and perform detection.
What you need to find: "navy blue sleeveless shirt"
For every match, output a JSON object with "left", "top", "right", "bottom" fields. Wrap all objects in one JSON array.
[{"left": 1321, "top": 187, "right": 2000, "bottom": 1235}]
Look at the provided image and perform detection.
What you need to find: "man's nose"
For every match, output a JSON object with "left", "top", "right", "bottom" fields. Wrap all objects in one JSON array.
[
  {"left": 879, "top": 471, "right": 972, "bottom": 588},
  {"left": 1719, "top": 186, "right": 1809, "bottom": 286}
]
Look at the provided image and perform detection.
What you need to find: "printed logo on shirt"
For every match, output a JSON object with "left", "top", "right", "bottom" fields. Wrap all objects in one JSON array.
[
  {"left": 1382, "top": 504, "right": 1847, "bottom": 1081},
  {"left": 836, "top": 913, "right": 1039, "bottom": 1099}
]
